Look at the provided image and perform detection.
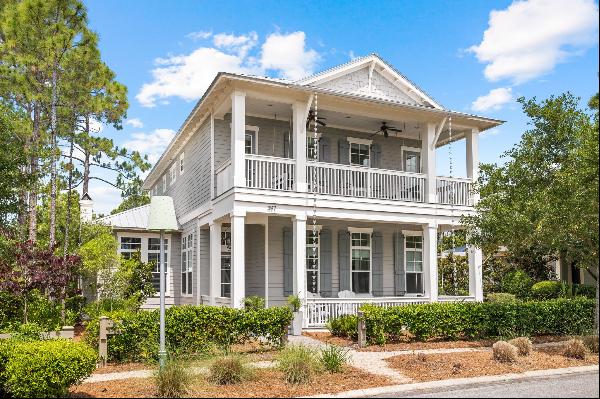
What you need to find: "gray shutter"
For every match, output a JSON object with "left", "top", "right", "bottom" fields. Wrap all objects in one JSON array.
[
  {"left": 338, "top": 139, "right": 350, "bottom": 165},
  {"left": 283, "top": 131, "right": 293, "bottom": 158},
  {"left": 319, "top": 229, "right": 332, "bottom": 297},
  {"left": 338, "top": 230, "right": 350, "bottom": 291},
  {"left": 283, "top": 227, "right": 293, "bottom": 296},
  {"left": 371, "top": 143, "right": 382, "bottom": 169},
  {"left": 393, "top": 232, "right": 406, "bottom": 296},
  {"left": 318, "top": 136, "right": 330, "bottom": 162},
  {"left": 372, "top": 232, "right": 384, "bottom": 296}
]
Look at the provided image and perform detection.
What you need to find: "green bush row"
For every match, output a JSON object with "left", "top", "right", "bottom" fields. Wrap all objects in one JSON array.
[
  {"left": 327, "top": 298, "right": 595, "bottom": 345},
  {"left": 0, "top": 339, "right": 97, "bottom": 398},
  {"left": 85, "top": 304, "right": 293, "bottom": 363}
]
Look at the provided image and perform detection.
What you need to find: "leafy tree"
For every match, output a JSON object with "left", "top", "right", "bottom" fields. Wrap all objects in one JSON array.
[
  {"left": 464, "top": 92, "right": 599, "bottom": 333},
  {"left": 111, "top": 177, "right": 151, "bottom": 215},
  {"left": 77, "top": 227, "right": 119, "bottom": 300}
]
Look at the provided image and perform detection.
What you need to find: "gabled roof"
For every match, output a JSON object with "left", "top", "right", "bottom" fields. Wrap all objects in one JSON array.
[
  {"left": 97, "top": 204, "right": 151, "bottom": 230},
  {"left": 295, "top": 53, "right": 444, "bottom": 110}
]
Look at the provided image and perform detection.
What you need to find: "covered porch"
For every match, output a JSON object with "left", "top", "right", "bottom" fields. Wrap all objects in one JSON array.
[{"left": 202, "top": 214, "right": 483, "bottom": 329}]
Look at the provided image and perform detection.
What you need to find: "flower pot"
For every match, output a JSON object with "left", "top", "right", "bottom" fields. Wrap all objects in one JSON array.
[{"left": 290, "top": 310, "right": 303, "bottom": 336}]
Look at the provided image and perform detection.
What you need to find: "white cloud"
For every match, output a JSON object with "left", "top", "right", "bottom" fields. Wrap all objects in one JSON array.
[
  {"left": 136, "top": 31, "right": 320, "bottom": 107},
  {"left": 260, "top": 31, "right": 319, "bottom": 80},
  {"left": 125, "top": 118, "right": 144, "bottom": 128},
  {"left": 187, "top": 30, "right": 212, "bottom": 41},
  {"left": 472, "top": 87, "right": 513, "bottom": 112},
  {"left": 123, "top": 128, "right": 176, "bottom": 164},
  {"left": 469, "top": 0, "right": 599, "bottom": 84},
  {"left": 87, "top": 184, "right": 121, "bottom": 216},
  {"left": 88, "top": 118, "right": 103, "bottom": 134},
  {"left": 481, "top": 128, "right": 501, "bottom": 139}
]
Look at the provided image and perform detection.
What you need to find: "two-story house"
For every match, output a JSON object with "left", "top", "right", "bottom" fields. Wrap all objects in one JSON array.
[{"left": 100, "top": 54, "right": 503, "bottom": 328}]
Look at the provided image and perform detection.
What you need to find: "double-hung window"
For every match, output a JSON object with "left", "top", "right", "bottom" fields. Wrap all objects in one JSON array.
[
  {"left": 148, "top": 237, "right": 168, "bottom": 292},
  {"left": 162, "top": 175, "right": 167, "bottom": 193},
  {"left": 169, "top": 164, "right": 177, "bottom": 185},
  {"left": 306, "top": 228, "right": 320, "bottom": 294},
  {"left": 350, "top": 231, "right": 371, "bottom": 294},
  {"left": 119, "top": 237, "right": 141, "bottom": 259},
  {"left": 181, "top": 234, "right": 193, "bottom": 296},
  {"left": 179, "top": 152, "right": 185, "bottom": 174},
  {"left": 402, "top": 147, "right": 421, "bottom": 173},
  {"left": 350, "top": 142, "right": 370, "bottom": 166},
  {"left": 405, "top": 235, "right": 424, "bottom": 294},
  {"left": 220, "top": 228, "right": 232, "bottom": 298}
]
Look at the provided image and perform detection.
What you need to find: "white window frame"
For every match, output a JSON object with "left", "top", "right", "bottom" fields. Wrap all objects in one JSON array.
[
  {"left": 169, "top": 164, "right": 177, "bottom": 185},
  {"left": 162, "top": 175, "right": 167, "bottom": 193},
  {"left": 179, "top": 152, "right": 185, "bottom": 175},
  {"left": 401, "top": 146, "right": 422, "bottom": 173},
  {"left": 117, "top": 233, "right": 171, "bottom": 297},
  {"left": 235, "top": 124, "right": 259, "bottom": 155},
  {"left": 348, "top": 227, "right": 373, "bottom": 295},
  {"left": 181, "top": 233, "right": 193, "bottom": 296},
  {"left": 348, "top": 137, "right": 372, "bottom": 167},
  {"left": 402, "top": 230, "right": 424, "bottom": 296},
  {"left": 306, "top": 225, "right": 322, "bottom": 295}
]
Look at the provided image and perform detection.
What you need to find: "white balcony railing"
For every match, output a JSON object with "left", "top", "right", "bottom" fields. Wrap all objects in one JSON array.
[
  {"left": 245, "top": 154, "right": 295, "bottom": 191},
  {"left": 436, "top": 177, "right": 473, "bottom": 206},
  {"left": 215, "top": 160, "right": 233, "bottom": 197},
  {"left": 305, "top": 297, "right": 429, "bottom": 328},
  {"left": 307, "top": 162, "right": 425, "bottom": 202}
]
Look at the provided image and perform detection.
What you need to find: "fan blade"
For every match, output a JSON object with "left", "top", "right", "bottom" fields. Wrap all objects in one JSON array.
[
  {"left": 368, "top": 130, "right": 383, "bottom": 139},
  {"left": 388, "top": 127, "right": 403, "bottom": 132},
  {"left": 317, "top": 120, "right": 327, "bottom": 126}
]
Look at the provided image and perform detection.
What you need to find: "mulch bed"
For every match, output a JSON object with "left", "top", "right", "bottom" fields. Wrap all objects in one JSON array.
[
  {"left": 304, "top": 332, "right": 572, "bottom": 352},
  {"left": 386, "top": 346, "right": 599, "bottom": 382},
  {"left": 70, "top": 367, "right": 393, "bottom": 398}
]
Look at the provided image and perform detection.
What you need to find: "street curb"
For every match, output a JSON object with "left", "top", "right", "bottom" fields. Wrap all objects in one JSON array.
[{"left": 303, "top": 365, "right": 599, "bottom": 398}]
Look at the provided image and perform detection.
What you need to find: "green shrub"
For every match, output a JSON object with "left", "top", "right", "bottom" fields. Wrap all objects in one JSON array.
[
  {"left": 85, "top": 305, "right": 293, "bottom": 363},
  {"left": 501, "top": 270, "right": 533, "bottom": 299},
  {"left": 208, "top": 356, "right": 251, "bottom": 385},
  {"left": 0, "top": 290, "right": 71, "bottom": 332},
  {"left": 242, "top": 296, "right": 265, "bottom": 310},
  {"left": 573, "top": 284, "right": 596, "bottom": 299},
  {"left": 327, "top": 315, "right": 358, "bottom": 340},
  {"left": 155, "top": 360, "right": 192, "bottom": 398},
  {"left": 360, "top": 298, "right": 595, "bottom": 345},
  {"left": 0, "top": 339, "right": 97, "bottom": 398},
  {"left": 10, "top": 322, "right": 45, "bottom": 341},
  {"left": 531, "top": 281, "right": 563, "bottom": 300},
  {"left": 277, "top": 345, "right": 320, "bottom": 384},
  {"left": 486, "top": 293, "right": 518, "bottom": 303},
  {"left": 287, "top": 295, "right": 301, "bottom": 312},
  {"left": 319, "top": 345, "right": 350, "bottom": 373}
]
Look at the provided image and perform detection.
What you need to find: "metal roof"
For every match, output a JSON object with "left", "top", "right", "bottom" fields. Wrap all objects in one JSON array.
[{"left": 97, "top": 204, "right": 151, "bottom": 230}]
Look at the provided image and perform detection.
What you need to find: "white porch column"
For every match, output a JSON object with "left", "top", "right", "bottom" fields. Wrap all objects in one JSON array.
[
  {"left": 292, "top": 101, "right": 308, "bottom": 192},
  {"left": 209, "top": 221, "right": 221, "bottom": 305},
  {"left": 423, "top": 223, "right": 439, "bottom": 302},
  {"left": 466, "top": 128, "right": 480, "bottom": 204},
  {"left": 230, "top": 212, "right": 246, "bottom": 308},
  {"left": 423, "top": 123, "right": 437, "bottom": 203},
  {"left": 231, "top": 90, "right": 246, "bottom": 188},
  {"left": 293, "top": 214, "right": 307, "bottom": 304},
  {"left": 468, "top": 245, "right": 484, "bottom": 301}
]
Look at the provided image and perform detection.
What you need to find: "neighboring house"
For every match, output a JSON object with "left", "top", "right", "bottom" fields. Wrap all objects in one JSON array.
[{"left": 102, "top": 54, "right": 504, "bottom": 328}]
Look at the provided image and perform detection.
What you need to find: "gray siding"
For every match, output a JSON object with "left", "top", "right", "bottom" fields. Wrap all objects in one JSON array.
[
  {"left": 199, "top": 227, "right": 210, "bottom": 296},
  {"left": 214, "top": 116, "right": 231, "bottom": 170},
  {"left": 157, "top": 118, "right": 211, "bottom": 219},
  {"left": 245, "top": 224, "right": 265, "bottom": 298}
]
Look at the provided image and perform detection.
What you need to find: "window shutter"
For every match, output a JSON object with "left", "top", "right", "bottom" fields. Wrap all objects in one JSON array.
[
  {"left": 283, "top": 131, "right": 293, "bottom": 158},
  {"left": 338, "top": 139, "right": 350, "bottom": 165},
  {"left": 283, "top": 227, "right": 293, "bottom": 296},
  {"left": 318, "top": 136, "right": 330, "bottom": 162},
  {"left": 338, "top": 230, "right": 350, "bottom": 291},
  {"left": 371, "top": 143, "right": 382, "bottom": 169},
  {"left": 372, "top": 231, "right": 384, "bottom": 296},
  {"left": 393, "top": 232, "right": 406, "bottom": 296},
  {"left": 319, "top": 229, "right": 332, "bottom": 297}
]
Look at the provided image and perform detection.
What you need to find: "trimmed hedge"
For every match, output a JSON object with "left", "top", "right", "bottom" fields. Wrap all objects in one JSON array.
[
  {"left": 358, "top": 298, "right": 595, "bottom": 345},
  {"left": 531, "top": 281, "right": 564, "bottom": 300},
  {"left": 326, "top": 314, "right": 358, "bottom": 340},
  {"left": 0, "top": 339, "right": 96, "bottom": 398},
  {"left": 85, "top": 304, "right": 293, "bottom": 362},
  {"left": 486, "top": 293, "right": 518, "bottom": 303}
]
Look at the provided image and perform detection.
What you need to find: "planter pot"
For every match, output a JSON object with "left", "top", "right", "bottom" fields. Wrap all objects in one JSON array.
[{"left": 290, "top": 311, "right": 303, "bottom": 336}]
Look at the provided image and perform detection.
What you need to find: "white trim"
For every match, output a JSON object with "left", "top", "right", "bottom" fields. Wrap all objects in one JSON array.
[
  {"left": 347, "top": 136, "right": 373, "bottom": 146},
  {"left": 348, "top": 227, "right": 373, "bottom": 234},
  {"left": 402, "top": 230, "right": 422, "bottom": 236},
  {"left": 180, "top": 232, "right": 194, "bottom": 297},
  {"left": 401, "top": 146, "right": 422, "bottom": 173},
  {"left": 162, "top": 175, "right": 167, "bottom": 193},
  {"left": 404, "top": 234, "right": 424, "bottom": 296},
  {"left": 169, "top": 164, "right": 177, "bottom": 185},
  {"left": 179, "top": 152, "right": 185, "bottom": 174}
]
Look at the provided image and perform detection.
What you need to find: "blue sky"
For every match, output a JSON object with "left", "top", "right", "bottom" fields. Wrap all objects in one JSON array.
[{"left": 84, "top": 0, "right": 599, "bottom": 214}]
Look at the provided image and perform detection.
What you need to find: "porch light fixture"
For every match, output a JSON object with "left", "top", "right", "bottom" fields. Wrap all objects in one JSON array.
[{"left": 147, "top": 196, "right": 178, "bottom": 369}]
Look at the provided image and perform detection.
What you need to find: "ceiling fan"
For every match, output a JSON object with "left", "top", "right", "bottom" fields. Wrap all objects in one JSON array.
[
  {"left": 306, "top": 109, "right": 327, "bottom": 129},
  {"left": 369, "top": 121, "right": 402, "bottom": 138}
]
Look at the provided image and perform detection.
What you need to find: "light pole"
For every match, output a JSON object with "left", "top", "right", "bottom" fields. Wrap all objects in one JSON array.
[{"left": 148, "top": 196, "right": 178, "bottom": 369}]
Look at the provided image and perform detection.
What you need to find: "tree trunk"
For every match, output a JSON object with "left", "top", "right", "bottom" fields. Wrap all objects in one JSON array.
[
  {"left": 49, "top": 67, "right": 58, "bottom": 249},
  {"left": 64, "top": 136, "right": 75, "bottom": 258},
  {"left": 595, "top": 270, "right": 599, "bottom": 335},
  {"left": 27, "top": 103, "right": 40, "bottom": 243},
  {"left": 79, "top": 116, "right": 91, "bottom": 246}
]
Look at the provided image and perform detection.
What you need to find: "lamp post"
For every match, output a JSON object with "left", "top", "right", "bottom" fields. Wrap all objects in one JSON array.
[{"left": 147, "top": 196, "right": 178, "bottom": 369}]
